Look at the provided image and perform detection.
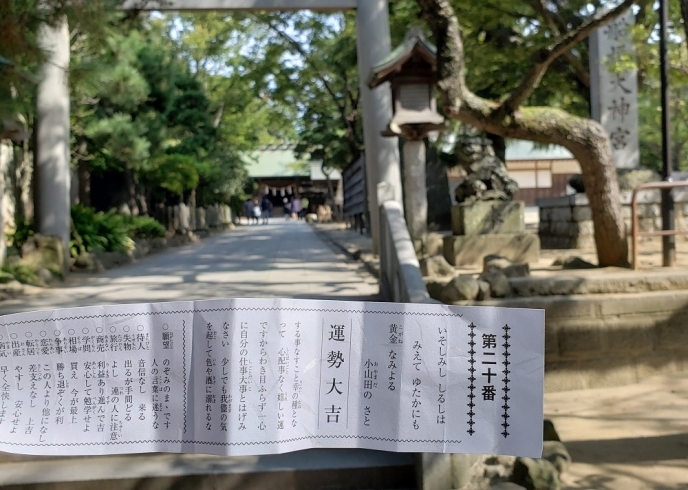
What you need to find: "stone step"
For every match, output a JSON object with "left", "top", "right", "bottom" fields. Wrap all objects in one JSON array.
[
  {"left": 508, "top": 268, "right": 688, "bottom": 297},
  {"left": 0, "top": 450, "right": 416, "bottom": 490}
]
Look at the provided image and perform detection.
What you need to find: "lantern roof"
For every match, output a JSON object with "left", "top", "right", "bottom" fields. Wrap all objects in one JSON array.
[{"left": 367, "top": 27, "right": 437, "bottom": 89}]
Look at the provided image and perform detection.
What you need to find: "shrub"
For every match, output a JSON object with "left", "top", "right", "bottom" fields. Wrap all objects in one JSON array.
[
  {"left": 122, "top": 215, "right": 165, "bottom": 239},
  {"left": 8, "top": 221, "right": 34, "bottom": 250},
  {"left": 2, "top": 264, "right": 38, "bottom": 285},
  {"left": 70, "top": 205, "right": 134, "bottom": 258}
]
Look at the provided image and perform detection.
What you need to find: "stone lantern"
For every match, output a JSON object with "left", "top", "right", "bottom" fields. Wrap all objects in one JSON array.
[{"left": 368, "top": 27, "right": 445, "bottom": 246}]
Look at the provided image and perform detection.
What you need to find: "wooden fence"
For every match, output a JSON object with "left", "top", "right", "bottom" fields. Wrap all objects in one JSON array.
[{"left": 342, "top": 154, "right": 368, "bottom": 234}]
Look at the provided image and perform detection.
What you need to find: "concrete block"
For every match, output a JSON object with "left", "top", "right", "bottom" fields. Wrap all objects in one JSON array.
[
  {"left": 552, "top": 221, "right": 570, "bottom": 236},
  {"left": 551, "top": 207, "right": 572, "bottom": 222},
  {"left": 537, "top": 194, "right": 589, "bottom": 207},
  {"left": 540, "top": 207, "right": 552, "bottom": 222},
  {"left": 571, "top": 206, "right": 592, "bottom": 222},
  {"left": 541, "top": 298, "right": 598, "bottom": 319},
  {"left": 635, "top": 353, "right": 685, "bottom": 383},
  {"left": 557, "top": 322, "right": 604, "bottom": 357},
  {"left": 657, "top": 315, "right": 688, "bottom": 349},
  {"left": 602, "top": 321, "right": 657, "bottom": 353},
  {"left": 640, "top": 203, "right": 661, "bottom": 219},
  {"left": 540, "top": 235, "right": 575, "bottom": 250},
  {"left": 451, "top": 200, "right": 525, "bottom": 235},
  {"left": 544, "top": 364, "right": 586, "bottom": 392},
  {"left": 575, "top": 358, "right": 639, "bottom": 389},
  {"left": 600, "top": 292, "right": 688, "bottom": 317},
  {"left": 545, "top": 323, "right": 559, "bottom": 360},
  {"left": 639, "top": 218, "right": 654, "bottom": 232},
  {"left": 678, "top": 217, "right": 688, "bottom": 233},
  {"left": 443, "top": 233, "right": 540, "bottom": 266},
  {"left": 569, "top": 221, "right": 594, "bottom": 237},
  {"left": 573, "top": 235, "right": 596, "bottom": 249}
]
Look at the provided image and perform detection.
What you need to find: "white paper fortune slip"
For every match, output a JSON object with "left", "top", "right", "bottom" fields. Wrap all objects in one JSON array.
[{"left": 0, "top": 299, "right": 544, "bottom": 457}]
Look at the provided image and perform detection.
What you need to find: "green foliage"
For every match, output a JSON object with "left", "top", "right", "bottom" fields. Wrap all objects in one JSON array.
[
  {"left": 70, "top": 205, "right": 135, "bottom": 258},
  {"left": 1, "top": 264, "right": 38, "bottom": 286},
  {"left": 8, "top": 220, "right": 34, "bottom": 250},
  {"left": 122, "top": 215, "right": 166, "bottom": 239},
  {"left": 85, "top": 113, "right": 150, "bottom": 171}
]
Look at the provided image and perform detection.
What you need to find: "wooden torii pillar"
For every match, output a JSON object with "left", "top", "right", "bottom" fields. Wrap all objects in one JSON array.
[{"left": 36, "top": 0, "right": 403, "bottom": 255}]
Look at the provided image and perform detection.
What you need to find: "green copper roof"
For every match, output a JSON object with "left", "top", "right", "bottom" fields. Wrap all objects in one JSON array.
[
  {"left": 367, "top": 27, "right": 437, "bottom": 88},
  {"left": 243, "top": 145, "right": 311, "bottom": 178}
]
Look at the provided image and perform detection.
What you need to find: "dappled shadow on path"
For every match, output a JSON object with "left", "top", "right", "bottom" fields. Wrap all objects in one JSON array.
[
  {"left": 0, "top": 222, "right": 381, "bottom": 315},
  {"left": 566, "top": 433, "right": 688, "bottom": 464}
]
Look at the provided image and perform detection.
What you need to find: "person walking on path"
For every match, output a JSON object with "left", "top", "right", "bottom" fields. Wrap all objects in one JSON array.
[
  {"left": 283, "top": 197, "right": 291, "bottom": 220},
  {"left": 290, "top": 194, "right": 302, "bottom": 220},
  {"left": 244, "top": 198, "right": 254, "bottom": 225},
  {"left": 252, "top": 197, "right": 261, "bottom": 225},
  {"left": 261, "top": 195, "right": 272, "bottom": 225}
]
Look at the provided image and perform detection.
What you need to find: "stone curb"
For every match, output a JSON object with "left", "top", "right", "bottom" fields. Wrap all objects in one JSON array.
[
  {"left": 509, "top": 269, "right": 688, "bottom": 297},
  {"left": 310, "top": 224, "right": 380, "bottom": 278}
]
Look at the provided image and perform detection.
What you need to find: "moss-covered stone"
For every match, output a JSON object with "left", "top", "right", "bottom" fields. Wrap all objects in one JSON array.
[{"left": 20, "top": 235, "right": 65, "bottom": 277}]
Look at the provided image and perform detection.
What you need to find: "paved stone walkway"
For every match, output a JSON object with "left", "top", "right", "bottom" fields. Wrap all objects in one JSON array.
[{"left": 0, "top": 220, "right": 380, "bottom": 316}]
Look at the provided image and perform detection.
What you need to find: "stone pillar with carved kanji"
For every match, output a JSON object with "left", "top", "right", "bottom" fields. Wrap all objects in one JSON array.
[{"left": 590, "top": 9, "right": 640, "bottom": 169}]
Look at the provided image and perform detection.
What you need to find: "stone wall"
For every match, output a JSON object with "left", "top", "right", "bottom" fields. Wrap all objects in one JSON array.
[
  {"left": 471, "top": 290, "right": 688, "bottom": 392},
  {"left": 538, "top": 189, "right": 688, "bottom": 249}
]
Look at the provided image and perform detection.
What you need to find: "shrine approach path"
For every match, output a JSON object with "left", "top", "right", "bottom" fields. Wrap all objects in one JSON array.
[{"left": 0, "top": 220, "right": 380, "bottom": 316}]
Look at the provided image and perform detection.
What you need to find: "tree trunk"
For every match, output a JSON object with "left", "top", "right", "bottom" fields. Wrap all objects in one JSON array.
[
  {"left": 77, "top": 141, "right": 91, "bottom": 207},
  {"left": 137, "top": 188, "right": 148, "bottom": 216},
  {"left": 124, "top": 165, "right": 139, "bottom": 216},
  {"left": 680, "top": 0, "right": 688, "bottom": 49},
  {"left": 10, "top": 142, "right": 26, "bottom": 226}
]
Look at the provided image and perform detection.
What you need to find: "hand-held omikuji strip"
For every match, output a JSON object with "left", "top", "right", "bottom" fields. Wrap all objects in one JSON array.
[{"left": 0, "top": 299, "right": 544, "bottom": 457}]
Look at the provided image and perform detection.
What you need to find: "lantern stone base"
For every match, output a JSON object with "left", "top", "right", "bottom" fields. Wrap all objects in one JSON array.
[
  {"left": 451, "top": 200, "right": 525, "bottom": 235},
  {"left": 443, "top": 233, "right": 540, "bottom": 267}
]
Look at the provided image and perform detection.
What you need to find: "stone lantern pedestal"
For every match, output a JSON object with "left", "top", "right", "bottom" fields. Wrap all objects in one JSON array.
[{"left": 444, "top": 200, "right": 539, "bottom": 266}]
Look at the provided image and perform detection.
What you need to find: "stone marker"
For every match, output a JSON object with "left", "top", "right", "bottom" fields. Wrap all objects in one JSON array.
[
  {"left": 451, "top": 201, "right": 525, "bottom": 236},
  {"left": 590, "top": 9, "right": 640, "bottom": 169},
  {"left": 444, "top": 234, "right": 540, "bottom": 267}
]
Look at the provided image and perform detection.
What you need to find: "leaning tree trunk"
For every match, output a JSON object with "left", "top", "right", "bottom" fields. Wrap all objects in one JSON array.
[
  {"left": 418, "top": 0, "right": 629, "bottom": 267},
  {"left": 560, "top": 121, "right": 628, "bottom": 267}
]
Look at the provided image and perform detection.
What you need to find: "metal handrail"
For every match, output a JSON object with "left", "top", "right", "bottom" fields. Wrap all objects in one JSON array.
[{"left": 631, "top": 181, "right": 688, "bottom": 269}]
